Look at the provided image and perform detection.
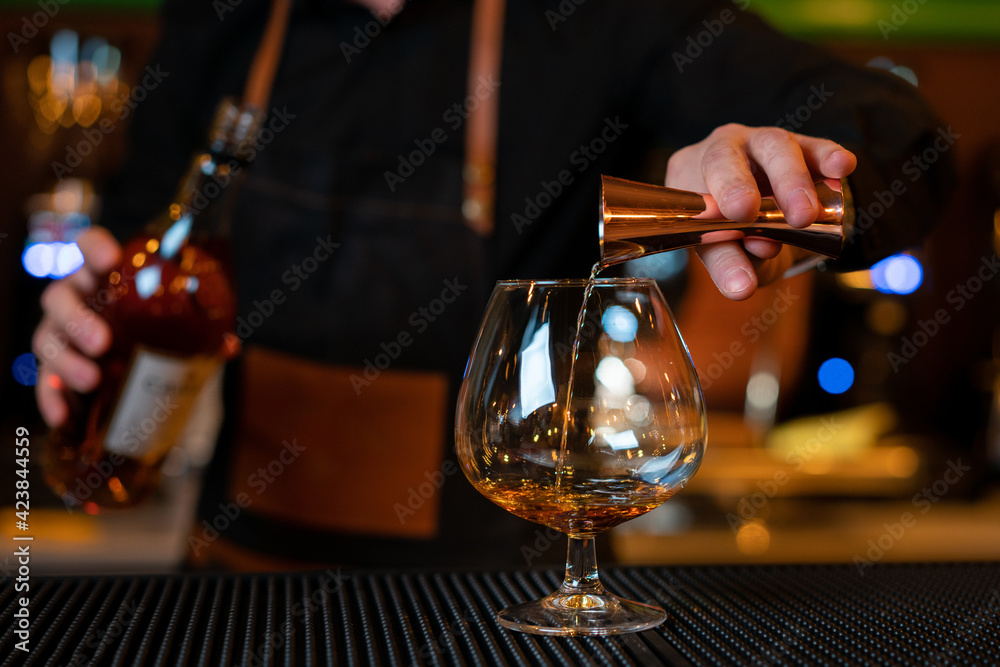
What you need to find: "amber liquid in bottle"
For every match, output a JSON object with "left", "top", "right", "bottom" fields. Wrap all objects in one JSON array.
[{"left": 43, "top": 99, "right": 259, "bottom": 510}]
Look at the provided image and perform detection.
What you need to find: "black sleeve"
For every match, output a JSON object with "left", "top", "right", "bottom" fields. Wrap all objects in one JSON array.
[
  {"left": 96, "top": 0, "right": 269, "bottom": 240},
  {"left": 628, "top": 0, "right": 957, "bottom": 270}
]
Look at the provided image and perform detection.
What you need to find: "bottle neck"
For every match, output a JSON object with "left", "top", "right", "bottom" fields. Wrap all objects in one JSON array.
[{"left": 150, "top": 99, "right": 264, "bottom": 258}]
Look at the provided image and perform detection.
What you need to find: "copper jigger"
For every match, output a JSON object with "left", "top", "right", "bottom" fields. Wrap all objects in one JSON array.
[{"left": 599, "top": 175, "right": 853, "bottom": 266}]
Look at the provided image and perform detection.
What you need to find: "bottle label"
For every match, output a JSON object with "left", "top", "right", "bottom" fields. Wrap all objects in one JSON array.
[{"left": 103, "top": 348, "right": 220, "bottom": 461}]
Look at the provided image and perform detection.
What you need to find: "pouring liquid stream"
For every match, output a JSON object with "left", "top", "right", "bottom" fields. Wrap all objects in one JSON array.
[{"left": 554, "top": 261, "right": 603, "bottom": 498}]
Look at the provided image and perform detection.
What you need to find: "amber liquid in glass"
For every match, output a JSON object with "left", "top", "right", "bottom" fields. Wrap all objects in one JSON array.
[
  {"left": 498, "top": 262, "right": 669, "bottom": 536},
  {"left": 478, "top": 477, "right": 675, "bottom": 537}
]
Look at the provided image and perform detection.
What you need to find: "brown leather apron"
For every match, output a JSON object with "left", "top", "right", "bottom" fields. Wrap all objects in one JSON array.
[
  {"left": 229, "top": 345, "right": 449, "bottom": 538},
  {"left": 193, "top": 0, "right": 508, "bottom": 570}
]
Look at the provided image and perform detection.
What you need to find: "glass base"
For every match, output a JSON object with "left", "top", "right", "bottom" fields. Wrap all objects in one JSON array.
[{"left": 497, "top": 588, "right": 667, "bottom": 637}]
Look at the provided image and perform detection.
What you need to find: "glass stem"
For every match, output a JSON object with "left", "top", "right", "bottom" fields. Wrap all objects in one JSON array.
[{"left": 559, "top": 536, "right": 607, "bottom": 596}]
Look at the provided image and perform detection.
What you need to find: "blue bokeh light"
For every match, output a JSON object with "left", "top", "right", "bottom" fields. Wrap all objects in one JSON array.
[
  {"left": 22, "top": 242, "right": 85, "bottom": 279},
  {"left": 870, "top": 253, "right": 923, "bottom": 295},
  {"left": 54, "top": 242, "right": 85, "bottom": 278},
  {"left": 12, "top": 353, "right": 38, "bottom": 387},
  {"left": 602, "top": 305, "right": 639, "bottom": 343},
  {"left": 818, "top": 357, "right": 854, "bottom": 395},
  {"left": 23, "top": 243, "right": 54, "bottom": 278}
]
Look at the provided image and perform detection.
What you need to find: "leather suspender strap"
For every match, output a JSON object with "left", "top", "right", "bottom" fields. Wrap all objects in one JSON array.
[
  {"left": 244, "top": 0, "right": 294, "bottom": 109},
  {"left": 462, "top": 0, "right": 507, "bottom": 237},
  {"left": 234, "top": 2, "right": 507, "bottom": 311},
  {"left": 243, "top": 0, "right": 504, "bottom": 232}
]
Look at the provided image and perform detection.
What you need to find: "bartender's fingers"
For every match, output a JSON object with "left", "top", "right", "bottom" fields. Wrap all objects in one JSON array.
[
  {"left": 696, "top": 241, "right": 758, "bottom": 301},
  {"left": 38, "top": 226, "right": 120, "bottom": 360},
  {"left": 76, "top": 227, "right": 123, "bottom": 277},
  {"left": 743, "top": 238, "right": 782, "bottom": 260},
  {"left": 32, "top": 314, "right": 103, "bottom": 391},
  {"left": 35, "top": 368, "right": 68, "bottom": 428},
  {"left": 689, "top": 125, "right": 763, "bottom": 223},
  {"left": 670, "top": 124, "right": 858, "bottom": 225},
  {"left": 39, "top": 281, "right": 111, "bottom": 358},
  {"left": 694, "top": 124, "right": 817, "bottom": 226},
  {"left": 33, "top": 315, "right": 101, "bottom": 427},
  {"left": 741, "top": 127, "right": 820, "bottom": 227},
  {"left": 32, "top": 226, "right": 121, "bottom": 427},
  {"left": 744, "top": 130, "right": 857, "bottom": 228},
  {"left": 795, "top": 133, "right": 858, "bottom": 181}
]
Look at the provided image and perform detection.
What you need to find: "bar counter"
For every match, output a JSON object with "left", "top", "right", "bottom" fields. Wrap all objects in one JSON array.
[{"left": 2, "top": 562, "right": 999, "bottom": 665}]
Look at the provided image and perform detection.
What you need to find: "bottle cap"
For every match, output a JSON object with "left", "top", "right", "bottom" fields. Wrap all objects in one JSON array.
[{"left": 207, "top": 97, "right": 266, "bottom": 161}]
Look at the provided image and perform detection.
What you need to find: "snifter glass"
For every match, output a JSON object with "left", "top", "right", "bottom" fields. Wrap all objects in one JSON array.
[{"left": 455, "top": 278, "right": 707, "bottom": 636}]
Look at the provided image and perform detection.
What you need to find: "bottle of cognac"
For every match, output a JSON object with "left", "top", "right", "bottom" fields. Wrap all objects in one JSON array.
[{"left": 43, "top": 98, "right": 262, "bottom": 510}]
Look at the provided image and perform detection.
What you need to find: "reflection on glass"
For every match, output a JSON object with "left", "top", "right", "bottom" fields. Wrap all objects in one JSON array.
[
  {"left": 519, "top": 323, "right": 555, "bottom": 419},
  {"left": 456, "top": 278, "right": 706, "bottom": 636}
]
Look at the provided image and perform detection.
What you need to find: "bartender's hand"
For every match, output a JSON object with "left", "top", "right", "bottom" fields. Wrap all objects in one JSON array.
[
  {"left": 33, "top": 227, "right": 121, "bottom": 427},
  {"left": 666, "top": 124, "right": 857, "bottom": 300}
]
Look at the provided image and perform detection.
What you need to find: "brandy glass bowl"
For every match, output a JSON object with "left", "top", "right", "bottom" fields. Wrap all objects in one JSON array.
[{"left": 455, "top": 278, "right": 706, "bottom": 636}]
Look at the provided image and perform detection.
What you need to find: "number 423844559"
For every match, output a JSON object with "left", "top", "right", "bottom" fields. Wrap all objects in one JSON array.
[{"left": 15, "top": 427, "right": 30, "bottom": 523}]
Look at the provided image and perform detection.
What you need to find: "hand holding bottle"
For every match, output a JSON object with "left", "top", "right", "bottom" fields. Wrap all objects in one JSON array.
[
  {"left": 36, "top": 98, "right": 254, "bottom": 509},
  {"left": 34, "top": 227, "right": 122, "bottom": 428}
]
